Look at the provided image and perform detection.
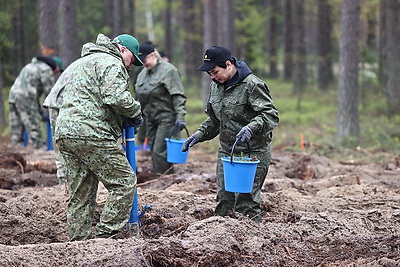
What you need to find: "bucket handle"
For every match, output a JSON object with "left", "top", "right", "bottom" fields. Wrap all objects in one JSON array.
[
  {"left": 168, "top": 125, "right": 189, "bottom": 139},
  {"left": 230, "top": 138, "right": 251, "bottom": 164}
]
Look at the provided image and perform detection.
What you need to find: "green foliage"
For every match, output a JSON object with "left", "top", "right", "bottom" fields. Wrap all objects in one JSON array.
[
  {"left": 235, "top": 0, "right": 268, "bottom": 74},
  {"left": 76, "top": 1, "right": 109, "bottom": 44},
  {"left": 0, "top": 86, "right": 10, "bottom": 136},
  {"left": 0, "top": 1, "right": 16, "bottom": 60}
]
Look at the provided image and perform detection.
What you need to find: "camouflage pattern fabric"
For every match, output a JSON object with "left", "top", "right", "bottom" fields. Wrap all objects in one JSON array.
[
  {"left": 44, "top": 58, "right": 84, "bottom": 184},
  {"left": 54, "top": 34, "right": 141, "bottom": 240},
  {"left": 195, "top": 71, "right": 279, "bottom": 222},
  {"left": 57, "top": 138, "right": 136, "bottom": 241},
  {"left": 55, "top": 34, "right": 141, "bottom": 142},
  {"left": 135, "top": 59, "right": 186, "bottom": 174},
  {"left": 9, "top": 102, "right": 44, "bottom": 148},
  {"left": 8, "top": 58, "right": 55, "bottom": 149},
  {"left": 43, "top": 44, "right": 90, "bottom": 110}
]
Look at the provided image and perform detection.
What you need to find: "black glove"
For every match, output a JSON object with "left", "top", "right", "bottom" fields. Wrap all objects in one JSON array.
[
  {"left": 174, "top": 119, "right": 186, "bottom": 131},
  {"left": 236, "top": 126, "right": 253, "bottom": 143},
  {"left": 40, "top": 109, "right": 49, "bottom": 122},
  {"left": 123, "top": 116, "right": 144, "bottom": 128},
  {"left": 182, "top": 132, "right": 202, "bottom": 152},
  {"left": 42, "top": 114, "right": 49, "bottom": 122}
]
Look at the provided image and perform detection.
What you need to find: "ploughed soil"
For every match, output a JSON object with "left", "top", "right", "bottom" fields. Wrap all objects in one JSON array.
[{"left": 0, "top": 138, "right": 399, "bottom": 266}]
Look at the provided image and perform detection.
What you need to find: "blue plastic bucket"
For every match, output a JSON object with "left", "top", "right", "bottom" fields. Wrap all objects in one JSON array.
[
  {"left": 165, "top": 138, "right": 188, "bottom": 164},
  {"left": 221, "top": 156, "right": 260, "bottom": 193}
]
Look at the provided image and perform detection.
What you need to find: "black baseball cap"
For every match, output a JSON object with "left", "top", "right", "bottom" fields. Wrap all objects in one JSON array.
[
  {"left": 197, "top": 46, "right": 232, "bottom": 71},
  {"left": 138, "top": 43, "right": 155, "bottom": 61}
]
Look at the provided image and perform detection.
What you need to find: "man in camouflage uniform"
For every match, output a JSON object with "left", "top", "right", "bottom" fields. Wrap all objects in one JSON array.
[
  {"left": 8, "top": 56, "right": 62, "bottom": 149},
  {"left": 135, "top": 42, "right": 187, "bottom": 174},
  {"left": 43, "top": 47, "right": 90, "bottom": 184},
  {"left": 54, "top": 33, "right": 143, "bottom": 241},
  {"left": 182, "top": 46, "right": 279, "bottom": 222}
]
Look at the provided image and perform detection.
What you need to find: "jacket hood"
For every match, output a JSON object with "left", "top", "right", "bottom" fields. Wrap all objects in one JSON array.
[
  {"left": 81, "top": 34, "right": 122, "bottom": 60},
  {"left": 234, "top": 60, "right": 252, "bottom": 82}
]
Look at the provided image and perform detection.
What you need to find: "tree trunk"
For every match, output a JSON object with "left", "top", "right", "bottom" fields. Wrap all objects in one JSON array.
[
  {"left": 216, "top": 0, "right": 235, "bottom": 48},
  {"left": 201, "top": 0, "right": 217, "bottom": 106},
  {"left": 317, "top": 0, "right": 334, "bottom": 91},
  {"left": 145, "top": 0, "right": 155, "bottom": 42},
  {"left": 384, "top": 0, "right": 400, "bottom": 114},
  {"left": 105, "top": 0, "right": 114, "bottom": 34},
  {"left": 283, "top": 0, "right": 294, "bottom": 81},
  {"left": 12, "top": 0, "right": 25, "bottom": 74},
  {"left": 182, "top": 0, "right": 202, "bottom": 88},
  {"left": 127, "top": 0, "right": 136, "bottom": 36},
  {"left": 268, "top": 0, "right": 280, "bottom": 79},
  {"left": 292, "top": 0, "right": 307, "bottom": 110},
  {"left": 164, "top": 0, "right": 173, "bottom": 58},
  {"left": 60, "top": 0, "right": 79, "bottom": 67},
  {"left": 226, "top": 0, "right": 236, "bottom": 56},
  {"left": 337, "top": 0, "right": 360, "bottom": 142},
  {"left": 378, "top": 0, "right": 387, "bottom": 88},
  {"left": 39, "top": 0, "right": 59, "bottom": 56},
  {"left": 112, "top": 0, "right": 124, "bottom": 37}
]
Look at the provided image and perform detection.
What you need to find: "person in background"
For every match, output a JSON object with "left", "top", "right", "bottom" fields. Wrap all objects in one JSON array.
[
  {"left": 54, "top": 33, "right": 143, "bottom": 241},
  {"left": 182, "top": 46, "right": 279, "bottom": 222},
  {"left": 159, "top": 51, "right": 170, "bottom": 62},
  {"left": 135, "top": 42, "right": 187, "bottom": 174},
  {"left": 8, "top": 56, "right": 63, "bottom": 149},
  {"left": 135, "top": 48, "right": 171, "bottom": 149}
]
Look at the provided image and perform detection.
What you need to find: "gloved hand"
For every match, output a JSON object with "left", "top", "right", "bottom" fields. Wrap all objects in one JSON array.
[
  {"left": 174, "top": 119, "right": 186, "bottom": 131},
  {"left": 40, "top": 109, "right": 49, "bottom": 122},
  {"left": 123, "top": 116, "right": 144, "bottom": 128},
  {"left": 236, "top": 126, "right": 253, "bottom": 143},
  {"left": 182, "top": 132, "right": 202, "bottom": 152},
  {"left": 41, "top": 113, "right": 49, "bottom": 122}
]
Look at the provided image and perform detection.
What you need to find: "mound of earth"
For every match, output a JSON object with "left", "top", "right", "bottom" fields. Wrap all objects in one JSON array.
[{"left": 0, "top": 140, "right": 399, "bottom": 266}]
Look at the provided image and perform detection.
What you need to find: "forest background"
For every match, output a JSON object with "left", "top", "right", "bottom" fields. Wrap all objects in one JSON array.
[{"left": 0, "top": 0, "right": 399, "bottom": 158}]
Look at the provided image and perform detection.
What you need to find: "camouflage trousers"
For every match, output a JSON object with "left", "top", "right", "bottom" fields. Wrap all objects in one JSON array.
[
  {"left": 9, "top": 101, "right": 45, "bottom": 149},
  {"left": 49, "top": 108, "right": 65, "bottom": 184},
  {"left": 215, "top": 144, "right": 271, "bottom": 222},
  {"left": 146, "top": 120, "right": 176, "bottom": 174},
  {"left": 56, "top": 138, "right": 136, "bottom": 241}
]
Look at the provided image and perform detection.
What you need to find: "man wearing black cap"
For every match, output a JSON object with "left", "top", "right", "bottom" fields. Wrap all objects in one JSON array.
[
  {"left": 135, "top": 42, "right": 187, "bottom": 174},
  {"left": 182, "top": 46, "right": 279, "bottom": 222},
  {"left": 8, "top": 56, "right": 63, "bottom": 149}
]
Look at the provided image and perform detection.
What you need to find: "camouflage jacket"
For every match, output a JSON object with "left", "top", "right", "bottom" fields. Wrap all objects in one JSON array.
[
  {"left": 8, "top": 58, "right": 55, "bottom": 105},
  {"left": 197, "top": 61, "right": 279, "bottom": 153},
  {"left": 54, "top": 34, "right": 141, "bottom": 141},
  {"left": 43, "top": 45, "right": 90, "bottom": 110},
  {"left": 135, "top": 60, "right": 186, "bottom": 124}
]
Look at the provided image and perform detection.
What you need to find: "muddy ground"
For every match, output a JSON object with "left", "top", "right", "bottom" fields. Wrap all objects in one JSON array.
[{"left": 0, "top": 138, "right": 399, "bottom": 267}]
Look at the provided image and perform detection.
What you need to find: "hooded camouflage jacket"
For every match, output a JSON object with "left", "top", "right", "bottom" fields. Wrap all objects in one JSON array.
[
  {"left": 43, "top": 45, "right": 90, "bottom": 110},
  {"left": 197, "top": 60, "right": 279, "bottom": 153},
  {"left": 8, "top": 58, "right": 55, "bottom": 105},
  {"left": 135, "top": 59, "right": 186, "bottom": 123},
  {"left": 54, "top": 34, "right": 141, "bottom": 141}
]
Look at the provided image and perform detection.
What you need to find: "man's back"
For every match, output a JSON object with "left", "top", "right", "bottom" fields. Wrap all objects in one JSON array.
[
  {"left": 55, "top": 34, "right": 140, "bottom": 142},
  {"left": 9, "top": 58, "right": 53, "bottom": 103}
]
